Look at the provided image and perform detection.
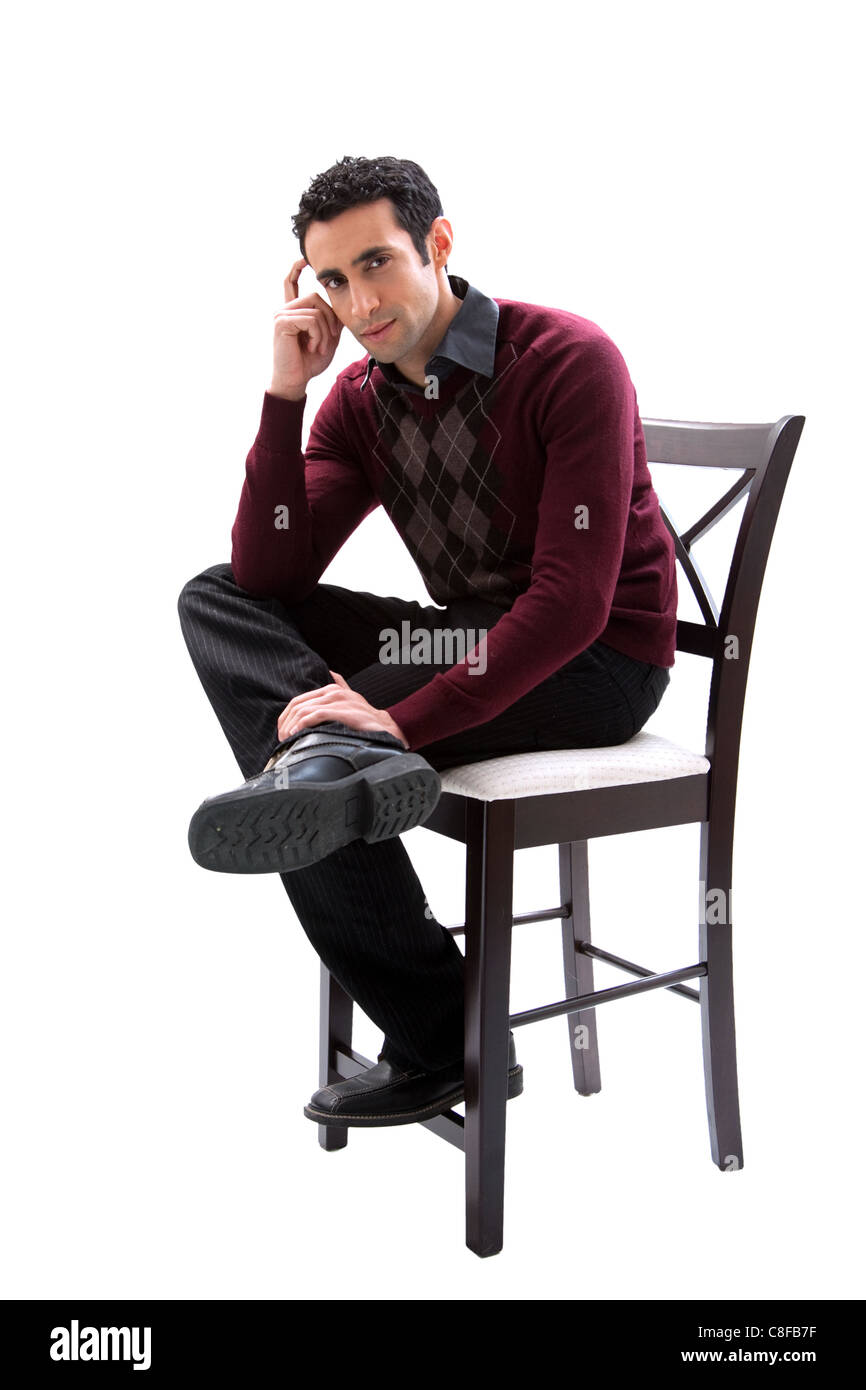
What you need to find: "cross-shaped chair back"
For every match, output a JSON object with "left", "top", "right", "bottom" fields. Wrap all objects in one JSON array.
[{"left": 646, "top": 414, "right": 805, "bottom": 880}]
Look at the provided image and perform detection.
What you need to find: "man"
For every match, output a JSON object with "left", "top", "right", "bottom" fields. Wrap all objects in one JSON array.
[{"left": 178, "top": 154, "right": 677, "bottom": 1129}]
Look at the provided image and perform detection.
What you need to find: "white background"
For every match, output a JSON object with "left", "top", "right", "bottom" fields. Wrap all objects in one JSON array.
[{"left": 2, "top": 0, "right": 862, "bottom": 1299}]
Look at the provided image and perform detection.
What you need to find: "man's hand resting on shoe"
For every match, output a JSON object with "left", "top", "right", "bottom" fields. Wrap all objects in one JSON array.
[{"left": 277, "top": 670, "right": 409, "bottom": 748}]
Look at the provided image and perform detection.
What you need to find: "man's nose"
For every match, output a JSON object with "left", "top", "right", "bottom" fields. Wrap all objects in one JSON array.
[{"left": 349, "top": 284, "right": 380, "bottom": 323}]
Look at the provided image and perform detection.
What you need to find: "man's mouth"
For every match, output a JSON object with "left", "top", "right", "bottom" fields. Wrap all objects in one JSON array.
[{"left": 362, "top": 319, "right": 395, "bottom": 341}]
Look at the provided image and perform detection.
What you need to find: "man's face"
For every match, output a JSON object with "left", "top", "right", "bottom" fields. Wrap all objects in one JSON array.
[{"left": 304, "top": 198, "right": 446, "bottom": 364}]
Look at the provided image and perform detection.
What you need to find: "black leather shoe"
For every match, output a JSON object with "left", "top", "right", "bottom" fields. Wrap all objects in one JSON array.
[
  {"left": 304, "top": 1033, "right": 523, "bottom": 1127},
  {"left": 188, "top": 729, "right": 441, "bottom": 874}
]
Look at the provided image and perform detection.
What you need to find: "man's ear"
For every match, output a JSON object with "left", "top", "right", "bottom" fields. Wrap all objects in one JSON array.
[{"left": 428, "top": 215, "right": 454, "bottom": 270}]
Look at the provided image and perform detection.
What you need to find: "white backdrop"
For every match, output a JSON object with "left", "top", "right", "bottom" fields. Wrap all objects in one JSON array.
[{"left": 2, "top": 0, "right": 861, "bottom": 1299}]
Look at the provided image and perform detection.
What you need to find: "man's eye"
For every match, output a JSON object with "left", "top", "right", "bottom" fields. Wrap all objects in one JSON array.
[{"left": 325, "top": 258, "right": 388, "bottom": 291}]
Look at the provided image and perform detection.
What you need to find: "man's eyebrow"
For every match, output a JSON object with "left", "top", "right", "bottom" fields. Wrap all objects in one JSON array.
[{"left": 315, "top": 245, "right": 395, "bottom": 282}]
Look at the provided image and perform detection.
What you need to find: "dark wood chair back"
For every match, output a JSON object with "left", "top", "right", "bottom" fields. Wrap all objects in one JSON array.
[{"left": 645, "top": 414, "right": 805, "bottom": 877}]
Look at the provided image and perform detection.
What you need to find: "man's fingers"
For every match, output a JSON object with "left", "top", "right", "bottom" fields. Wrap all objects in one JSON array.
[
  {"left": 281, "top": 684, "right": 339, "bottom": 717},
  {"left": 283, "top": 257, "right": 308, "bottom": 302},
  {"left": 274, "top": 303, "right": 340, "bottom": 353},
  {"left": 277, "top": 684, "right": 361, "bottom": 739},
  {"left": 278, "top": 260, "right": 341, "bottom": 336},
  {"left": 278, "top": 693, "right": 341, "bottom": 739},
  {"left": 278, "top": 708, "right": 327, "bottom": 739},
  {"left": 273, "top": 309, "right": 324, "bottom": 329},
  {"left": 273, "top": 308, "right": 325, "bottom": 354}
]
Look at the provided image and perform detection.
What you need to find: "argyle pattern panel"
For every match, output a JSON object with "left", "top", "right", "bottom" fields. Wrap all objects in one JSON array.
[{"left": 370, "top": 352, "right": 527, "bottom": 607}]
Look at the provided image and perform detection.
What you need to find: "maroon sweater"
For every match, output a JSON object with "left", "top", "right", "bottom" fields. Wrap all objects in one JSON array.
[{"left": 231, "top": 299, "right": 678, "bottom": 751}]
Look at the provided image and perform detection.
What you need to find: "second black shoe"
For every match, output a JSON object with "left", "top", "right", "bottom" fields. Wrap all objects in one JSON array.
[
  {"left": 188, "top": 729, "right": 441, "bottom": 874},
  {"left": 304, "top": 1033, "right": 524, "bottom": 1127}
]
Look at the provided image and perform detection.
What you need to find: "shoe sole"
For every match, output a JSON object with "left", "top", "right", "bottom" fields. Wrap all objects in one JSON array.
[
  {"left": 303, "top": 1063, "right": 524, "bottom": 1127},
  {"left": 188, "top": 755, "right": 441, "bottom": 874}
]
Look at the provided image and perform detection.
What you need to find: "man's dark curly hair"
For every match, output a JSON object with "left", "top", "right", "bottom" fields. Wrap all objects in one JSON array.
[{"left": 292, "top": 155, "right": 445, "bottom": 267}]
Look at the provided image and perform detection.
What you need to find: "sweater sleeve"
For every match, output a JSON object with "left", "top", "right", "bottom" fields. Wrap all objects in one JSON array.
[
  {"left": 384, "top": 336, "right": 637, "bottom": 751},
  {"left": 230, "top": 383, "right": 378, "bottom": 605}
]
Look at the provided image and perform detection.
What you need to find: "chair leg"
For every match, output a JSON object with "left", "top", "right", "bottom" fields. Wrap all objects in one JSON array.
[
  {"left": 317, "top": 963, "right": 353, "bottom": 1152},
  {"left": 699, "top": 820, "right": 744, "bottom": 1171},
  {"left": 463, "top": 798, "right": 516, "bottom": 1258},
  {"left": 559, "top": 840, "right": 602, "bottom": 1095}
]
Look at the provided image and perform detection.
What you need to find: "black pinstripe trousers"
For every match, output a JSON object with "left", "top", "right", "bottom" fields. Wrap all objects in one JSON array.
[{"left": 177, "top": 562, "right": 670, "bottom": 1073}]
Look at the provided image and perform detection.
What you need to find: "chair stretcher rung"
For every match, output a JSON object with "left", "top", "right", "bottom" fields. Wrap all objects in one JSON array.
[
  {"left": 444, "top": 904, "right": 568, "bottom": 936},
  {"left": 510, "top": 963, "right": 707, "bottom": 1028},
  {"left": 444, "top": 910, "right": 702, "bottom": 1003},
  {"left": 578, "top": 942, "right": 702, "bottom": 1002}
]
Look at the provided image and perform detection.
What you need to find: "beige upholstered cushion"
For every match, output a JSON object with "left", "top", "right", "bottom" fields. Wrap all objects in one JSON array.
[{"left": 437, "top": 732, "right": 710, "bottom": 802}]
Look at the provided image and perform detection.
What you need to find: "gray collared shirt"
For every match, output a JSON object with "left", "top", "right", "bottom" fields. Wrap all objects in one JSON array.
[{"left": 359, "top": 273, "right": 499, "bottom": 393}]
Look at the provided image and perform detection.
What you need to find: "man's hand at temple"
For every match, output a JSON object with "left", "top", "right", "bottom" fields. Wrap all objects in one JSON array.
[{"left": 277, "top": 669, "right": 409, "bottom": 747}]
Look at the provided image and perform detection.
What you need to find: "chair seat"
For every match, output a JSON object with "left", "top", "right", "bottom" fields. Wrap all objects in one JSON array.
[{"left": 437, "top": 731, "right": 710, "bottom": 802}]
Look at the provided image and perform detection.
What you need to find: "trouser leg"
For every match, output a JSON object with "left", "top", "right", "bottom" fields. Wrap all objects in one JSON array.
[
  {"left": 177, "top": 563, "right": 468, "bottom": 1071},
  {"left": 176, "top": 562, "right": 406, "bottom": 780},
  {"left": 276, "top": 835, "right": 466, "bottom": 1071}
]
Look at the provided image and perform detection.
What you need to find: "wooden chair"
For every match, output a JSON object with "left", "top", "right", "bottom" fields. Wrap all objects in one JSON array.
[{"left": 315, "top": 412, "right": 805, "bottom": 1258}]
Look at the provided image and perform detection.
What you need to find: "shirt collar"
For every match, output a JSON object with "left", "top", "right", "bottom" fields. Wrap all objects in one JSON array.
[{"left": 359, "top": 273, "right": 499, "bottom": 392}]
